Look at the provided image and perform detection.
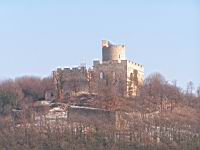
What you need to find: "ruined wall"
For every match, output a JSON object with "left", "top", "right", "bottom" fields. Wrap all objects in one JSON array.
[
  {"left": 127, "top": 61, "right": 144, "bottom": 84},
  {"left": 62, "top": 67, "right": 89, "bottom": 93},
  {"left": 127, "top": 61, "right": 144, "bottom": 96},
  {"left": 92, "top": 60, "right": 128, "bottom": 96},
  {"left": 67, "top": 106, "right": 131, "bottom": 130},
  {"left": 53, "top": 66, "right": 89, "bottom": 100},
  {"left": 92, "top": 59, "right": 144, "bottom": 97},
  {"left": 67, "top": 106, "right": 116, "bottom": 128}
]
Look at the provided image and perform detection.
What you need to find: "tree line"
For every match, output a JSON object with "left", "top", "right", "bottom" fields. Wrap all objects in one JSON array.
[
  {"left": 0, "top": 76, "right": 53, "bottom": 115},
  {"left": 0, "top": 73, "right": 199, "bottom": 149}
]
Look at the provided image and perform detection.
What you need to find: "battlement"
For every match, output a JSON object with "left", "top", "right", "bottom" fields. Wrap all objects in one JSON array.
[
  {"left": 102, "top": 40, "right": 125, "bottom": 49},
  {"left": 93, "top": 59, "right": 143, "bottom": 68},
  {"left": 127, "top": 60, "right": 144, "bottom": 68},
  {"left": 54, "top": 66, "right": 87, "bottom": 74}
]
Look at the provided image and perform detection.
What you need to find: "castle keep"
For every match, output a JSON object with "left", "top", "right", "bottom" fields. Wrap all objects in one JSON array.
[{"left": 53, "top": 40, "right": 144, "bottom": 100}]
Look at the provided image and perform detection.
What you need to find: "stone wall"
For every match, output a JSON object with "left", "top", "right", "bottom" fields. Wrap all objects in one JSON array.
[
  {"left": 92, "top": 59, "right": 144, "bottom": 97},
  {"left": 67, "top": 106, "right": 130, "bottom": 130},
  {"left": 92, "top": 60, "right": 127, "bottom": 96},
  {"left": 53, "top": 66, "right": 89, "bottom": 100},
  {"left": 127, "top": 60, "right": 144, "bottom": 96},
  {"left": 67, "top": 106, "right": 116, "bottom": 128}
]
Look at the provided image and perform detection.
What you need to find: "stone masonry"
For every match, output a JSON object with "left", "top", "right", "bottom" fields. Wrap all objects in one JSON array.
[{"left": 53, "top": 40, "right": 144, "bottom": 100}]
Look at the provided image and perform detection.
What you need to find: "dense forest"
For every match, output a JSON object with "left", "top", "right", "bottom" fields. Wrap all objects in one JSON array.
[{"left": 0, "top": 73, "right": 199, "bottom": 150}]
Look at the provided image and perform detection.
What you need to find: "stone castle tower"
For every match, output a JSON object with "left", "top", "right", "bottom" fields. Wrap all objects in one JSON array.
[
  {"left": 92, "top": 40, "right": 144, "bottom": 97},
  {"left": 102, "top": 40, "right": 126, "bottom": 62}
]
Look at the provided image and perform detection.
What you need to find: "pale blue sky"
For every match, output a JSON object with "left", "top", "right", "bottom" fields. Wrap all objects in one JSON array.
[{"left": 0, "top": 0, "right": 199, "bottom": 90}]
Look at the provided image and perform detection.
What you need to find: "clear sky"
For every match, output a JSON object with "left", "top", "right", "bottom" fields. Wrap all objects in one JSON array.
[{"left": 0, "top": 0, "right": 199, "bottom": 90}]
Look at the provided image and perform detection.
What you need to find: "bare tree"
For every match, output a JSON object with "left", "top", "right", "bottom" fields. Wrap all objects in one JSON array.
[
  {"left": 196, "top": 86, "right": 200, "bottom": 97},
  {"left": 15, "top": 76, "right": 44, "bottom": 101},
  {"left": 145, "top": 73, "right": 166, "bottom": 112},
  {"left": 186, "top": 81, "right": 194, "bottom": 95}
]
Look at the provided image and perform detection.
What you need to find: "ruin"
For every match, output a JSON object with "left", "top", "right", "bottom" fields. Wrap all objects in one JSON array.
[{"left": 53, "top": 40, "right": 144, "bottom": 100}]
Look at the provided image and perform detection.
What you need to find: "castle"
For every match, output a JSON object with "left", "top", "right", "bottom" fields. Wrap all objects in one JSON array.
[{"left": 53, "top": 40, "right": 144, "bottom": 100}]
